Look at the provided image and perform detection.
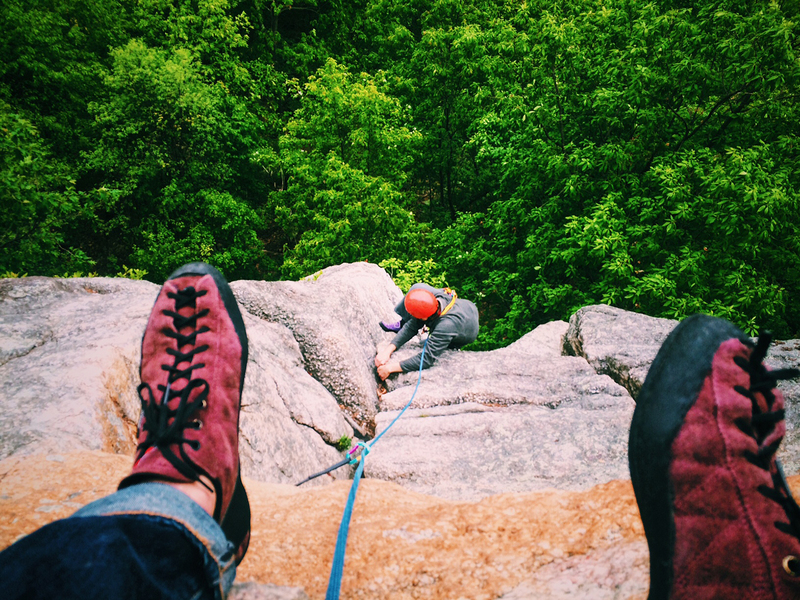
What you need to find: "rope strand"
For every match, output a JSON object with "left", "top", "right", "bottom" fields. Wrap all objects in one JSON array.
[{"left": 323, "top": 338, "right": 428, "bottom": 600}]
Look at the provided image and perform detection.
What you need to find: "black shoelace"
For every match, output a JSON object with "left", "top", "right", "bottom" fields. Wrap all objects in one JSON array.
[
  {"left": 734, "top": 331, "right": 800, "bottom": 573},
  {"left": 136, "top": 286, "right": 211, "bottom": 482}
]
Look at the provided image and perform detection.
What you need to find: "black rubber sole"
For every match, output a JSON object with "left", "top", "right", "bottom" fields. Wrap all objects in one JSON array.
[
  {"left": 220, "top": 472, "right": 250, "bottom": 564},
  {"left": 628, "top": 313, "right": 749, "bottom": 599}
]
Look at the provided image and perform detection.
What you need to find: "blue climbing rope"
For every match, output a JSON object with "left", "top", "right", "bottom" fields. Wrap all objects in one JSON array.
[
  {"left": 324, "top": 339, "right": 428, "bottom": 600},
  {"left": 325, "top": 447, "right": 366, "bottom": 599}
]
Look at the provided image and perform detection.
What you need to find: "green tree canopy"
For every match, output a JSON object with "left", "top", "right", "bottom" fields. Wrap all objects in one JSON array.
[
  {"left": 268, "top": 59, "right": 425, "bottom": 279},
  {"left": 2, "top": 0, "right": 798, "bottom": 341}
]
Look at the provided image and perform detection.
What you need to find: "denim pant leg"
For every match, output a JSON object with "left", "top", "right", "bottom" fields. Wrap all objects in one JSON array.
[{"left": 0, "top": 482, "right": 236, "bottom": 600}]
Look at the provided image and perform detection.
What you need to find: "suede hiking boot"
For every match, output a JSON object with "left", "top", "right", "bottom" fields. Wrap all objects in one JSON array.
[
  {"left": 119, "top": 262, "right": 251, "bottom": 563},
  {"left": 630, "top": 314, "right": 800, "bottom": 599}
]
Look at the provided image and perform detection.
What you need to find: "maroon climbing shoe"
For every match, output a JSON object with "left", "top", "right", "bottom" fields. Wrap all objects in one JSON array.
[
  {"left": 630, "top": 314, "right": 800, "bottom": 599},
  {"left": 119, "top": 262, "right": 251, "bottom": 564}
]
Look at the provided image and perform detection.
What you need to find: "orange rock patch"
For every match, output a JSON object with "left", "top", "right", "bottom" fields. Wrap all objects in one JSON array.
[{"left": 2, "top": 451, "right": 798, "bottom": 600}]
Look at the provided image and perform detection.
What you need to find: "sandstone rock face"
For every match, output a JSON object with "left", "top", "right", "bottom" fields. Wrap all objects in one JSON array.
[
  {"left": 558, "top": 304, "right": 800, "bottom": 475},
  {"left": 383, "top": 321, "right": 571, "bottom": 399},
  {"left": 381, "top": 328, "right": 620, "bottom": 411},
  {"left": 0, "top": 452, "right": 651, "bottom": 600},
  {"left": 235, "top": 312, "right": 351, "bottom": 485},
  {"left": 563, "top": 304, "right": 677, "bottom": 399},
  {"left": 0, "top": 277, "right": 158, "bottom": 460},
  {"left": 15, "top": 451, "right": 800, "bottom": 600},
  {"left": 366, "top": 399, "right": 635, "bottom": 500},
  {"left": 230, "top": 263, "right": 402, "bottom": 426},
  {"left": 0, "top": 276, "right": 350, "bottom": 485},
  {"left": 229, "top": 583, "right": 310, "bottom": 600},
  {"left": 765, "top": 338, "right": 800, "bottom": 476},
  {"left": 499, "top": 541, "right": 649, "bottom": 600},
  {"left": 370, "top": 322, "right": 635, "bottom": 499}
]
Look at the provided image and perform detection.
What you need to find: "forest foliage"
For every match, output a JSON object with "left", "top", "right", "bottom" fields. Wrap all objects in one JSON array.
[{"left": 2, "top": 0, "right": 799, "bottom": 344}]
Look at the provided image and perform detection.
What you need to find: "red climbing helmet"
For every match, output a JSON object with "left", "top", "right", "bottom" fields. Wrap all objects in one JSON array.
[{"left": 404, "top": 288, "right": 439, "bottom": 320}]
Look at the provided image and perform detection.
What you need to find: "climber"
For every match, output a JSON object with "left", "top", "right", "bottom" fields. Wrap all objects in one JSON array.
[
  {"left": 0, "top": 262, "right": 250, "bottom": 600},
  {"left": 375, "top": 283, "right": 479, "bottom": 380}
]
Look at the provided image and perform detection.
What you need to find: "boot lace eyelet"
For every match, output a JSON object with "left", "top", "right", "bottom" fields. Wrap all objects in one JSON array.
[{"left": 783, "top": 555, "right": 800, "bottom": 576}]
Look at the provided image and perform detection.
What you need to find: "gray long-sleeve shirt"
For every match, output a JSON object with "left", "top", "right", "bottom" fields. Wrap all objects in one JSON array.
[{"left": 391, "top": 283, "right": 480, "bottom": 372}]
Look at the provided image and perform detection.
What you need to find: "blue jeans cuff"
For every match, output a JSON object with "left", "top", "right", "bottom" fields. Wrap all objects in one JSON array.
[{"left": 71, "top": 482, "right": 236, "bottom": 598}]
